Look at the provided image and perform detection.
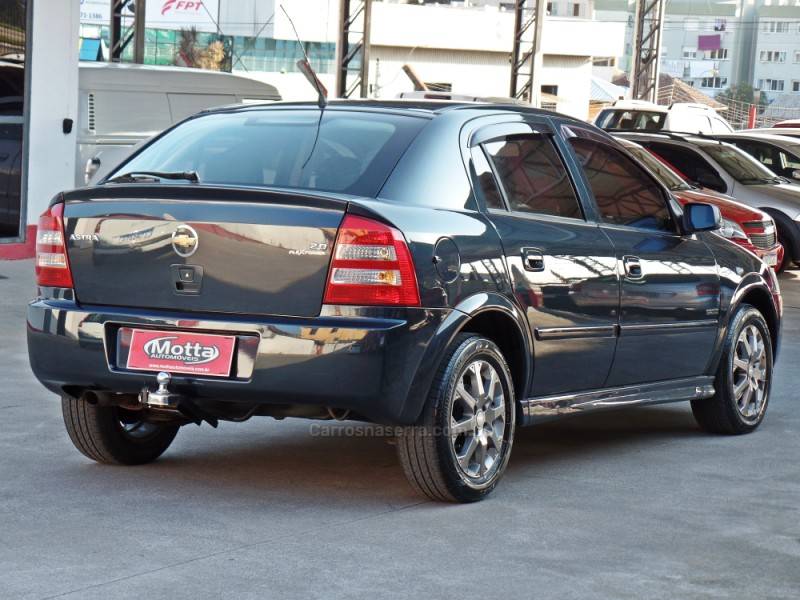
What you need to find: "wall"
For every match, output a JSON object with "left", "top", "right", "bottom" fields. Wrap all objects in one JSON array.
[{"left": 25, "top": 0, "right": 80, "bottom": 231}]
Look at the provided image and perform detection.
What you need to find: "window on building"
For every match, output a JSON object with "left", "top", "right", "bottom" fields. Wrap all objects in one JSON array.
[
  {"left": 706, "top": 48, "right": 729, "bottom": 60},
  {"left": 483, "top": 135, "right": 583, "bottom": 220},
  {"left": 567, "top": 137, "right": 674, "bottom": 232},
  {"left": 795, "top": 51, "right": 800, "bottom": 63},
  {"left": 793, "top": 81, "right": 800, "bottom": 93},
  {"left": 760, "top": 50, "right": 787, "bottom": 63},
  {"left": 682, "top": 47, "right": 697, "bottom": 59},
  {"left": 572, "top": 3, "right": 581, "bottom": 17},
  {"left": 700, "top": 77, "right": 728, "bottom": 89},
  {"left": 763, "top": 21, "right": 790, "bottom": 34}
]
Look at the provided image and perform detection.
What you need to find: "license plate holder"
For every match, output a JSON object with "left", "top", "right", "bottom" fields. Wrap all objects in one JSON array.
[
  {"left": 763, "top": 250, "right": 778, "bottom": 267},
  {"left": 124, "top": 328, "right": 237, "bottom": 378}
]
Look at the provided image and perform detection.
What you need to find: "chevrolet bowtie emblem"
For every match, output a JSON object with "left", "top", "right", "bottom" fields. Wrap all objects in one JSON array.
[{"left": 171, "top": 224, "right": 199, "bottom": 258}]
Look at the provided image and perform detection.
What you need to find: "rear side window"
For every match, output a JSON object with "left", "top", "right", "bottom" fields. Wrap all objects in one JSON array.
[
  {"left": 568, "top": 138, "right": 674, "bottom": 232},
  {"left": 645, "top": 142, "right": 726, "bottom": 192},
  {"left": 110, "top": 109, "right": 427, "bottom": 197},
  {"left": 484, "top": 134, "right": 582, "bottom": 219}
]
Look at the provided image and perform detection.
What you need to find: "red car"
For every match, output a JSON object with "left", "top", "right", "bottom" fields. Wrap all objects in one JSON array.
[{"left": 619, "top": 138, "right": 785, "bottom": 271}]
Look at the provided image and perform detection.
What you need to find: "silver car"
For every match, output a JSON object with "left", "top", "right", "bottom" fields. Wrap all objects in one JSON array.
[
  {"left": 616, "top": 132, "right": 800, "bottom": 268},
  {"left": 715, "top": 132, "right": 800, "bottom": 185}
]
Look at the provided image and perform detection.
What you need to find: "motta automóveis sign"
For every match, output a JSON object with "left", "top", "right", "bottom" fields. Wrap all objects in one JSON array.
[{"left": 126, "top": 329, "right": 236, "bottom": 377}]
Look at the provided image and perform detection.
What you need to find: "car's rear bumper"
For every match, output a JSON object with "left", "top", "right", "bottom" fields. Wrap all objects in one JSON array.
[{"left": 27, "top": 292, "right": 449, "bottom": 424}]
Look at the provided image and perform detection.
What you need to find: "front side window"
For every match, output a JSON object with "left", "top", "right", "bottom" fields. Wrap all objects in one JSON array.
[
  {"left": 568, "top": 138, "right": 674, "bottom": 232},
  {"left": 702, "top": 143, "right": 779, "bottom": 184},
  {"left": 483, "top": 134, "right": 582, "bottom": 219}
]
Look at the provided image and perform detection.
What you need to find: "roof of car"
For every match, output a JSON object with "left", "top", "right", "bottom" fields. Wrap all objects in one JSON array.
[
  {"left": 715, "top": 131, "right": 800, "bottom": 146},
  {"left": 202, "top": 98, "right": 568, "bottom": 120},
  {"left": 613, "top": 131, "right": 727, "bottom": 147}
]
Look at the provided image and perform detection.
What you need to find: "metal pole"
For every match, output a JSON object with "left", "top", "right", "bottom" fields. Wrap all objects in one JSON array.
[
  {"left": 509, "top": 0, "right": 546, "bottom": 106},
  {"left": 133, "top": 0, "right": 146, "bottom": 64},
  {"left": 336, "top": 0, "right": 372, "bottom": 98}
]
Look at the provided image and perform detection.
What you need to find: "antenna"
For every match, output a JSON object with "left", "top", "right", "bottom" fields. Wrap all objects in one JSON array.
[{"left": 280, "top": 4, "right": 328, "bottom": 109}]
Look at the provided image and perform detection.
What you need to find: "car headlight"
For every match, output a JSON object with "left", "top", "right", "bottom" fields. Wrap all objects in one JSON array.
[{"left": 717, "top": 218, "right": 749, "bottom": 242}]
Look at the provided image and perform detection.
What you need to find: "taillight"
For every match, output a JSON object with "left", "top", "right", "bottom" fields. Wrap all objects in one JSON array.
[
  {"left": 324, "top": 214, "right": 420, "bottom": 306},
  {"left": 35, "top": 203, "right": 73, "bottom": 288}
]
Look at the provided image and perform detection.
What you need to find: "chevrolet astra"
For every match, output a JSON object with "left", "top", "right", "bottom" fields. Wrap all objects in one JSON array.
[{"left": 27, "top": 101, "right": 782, "bottom": 502}]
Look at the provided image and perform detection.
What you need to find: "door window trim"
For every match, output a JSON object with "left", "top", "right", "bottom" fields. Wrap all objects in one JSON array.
[
  {"left": 478, "top": 130, "right": 587, "bottom": 223},
  {"left": 560, "top": 126, "right": 683, "bottom": 235}
]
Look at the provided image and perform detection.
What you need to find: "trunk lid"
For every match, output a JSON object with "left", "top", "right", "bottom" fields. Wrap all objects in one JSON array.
[{"left": 62, "top": 186, "right": 346, "bottom": 317}]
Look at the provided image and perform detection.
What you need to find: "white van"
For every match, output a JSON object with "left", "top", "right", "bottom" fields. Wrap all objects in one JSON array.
[
  {"left": 77, "top": 62, "right": 281, "bottom": 186},
  {"left": 594, "top": 100, "right": 733, "bottom": 135}
]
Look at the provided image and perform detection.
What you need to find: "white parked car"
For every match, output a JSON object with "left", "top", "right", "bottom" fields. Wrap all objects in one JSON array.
[
  {"left": 595, "top": 100, "right": 733, "bottom": 135},
  {"left": 77, "top": 62, "right": 281, "bottom": 186}
]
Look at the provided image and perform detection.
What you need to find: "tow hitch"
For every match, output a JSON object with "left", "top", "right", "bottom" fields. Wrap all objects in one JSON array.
[
  {"left": 141, "top": 372, "right": 178, "bottom": 409},
  {"left": 139, "top": 372, "right": 219, "bottom": 428}
]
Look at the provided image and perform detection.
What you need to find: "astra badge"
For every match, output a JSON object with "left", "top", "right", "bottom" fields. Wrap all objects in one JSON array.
[{"left": 171, "top": 224, "right": 199, "bottom": 258}]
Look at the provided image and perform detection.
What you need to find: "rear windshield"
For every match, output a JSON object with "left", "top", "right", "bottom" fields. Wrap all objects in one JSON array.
[
  {"left": 596, "top": 109, "right": 666, "bottom": 132},
  {"left": 107, "top": 109, "right": 427, "bottom": 196}
]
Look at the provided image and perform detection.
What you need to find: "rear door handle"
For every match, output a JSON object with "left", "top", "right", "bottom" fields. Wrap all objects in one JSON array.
[
  {"left": 522, "top": 248, "right": 545, "bottom": 272},
  {"left": 623, "top": 255, "right": 643, "bottom": 279}
]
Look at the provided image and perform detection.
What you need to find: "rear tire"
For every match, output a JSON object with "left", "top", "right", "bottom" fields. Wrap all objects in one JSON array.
[
  {"left": 397, "top": 334, "right": 516, "bottom": 503},
  {"left": 62, "top": 396, "right": 179, "bottom": 465},
  {"left": 691, "top": 305, "right": 772, "bottom": 435}
]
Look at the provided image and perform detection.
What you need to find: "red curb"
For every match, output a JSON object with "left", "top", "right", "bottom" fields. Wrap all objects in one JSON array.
[{"left": 0, "top": 225, "right": 36, "bottom": 260}]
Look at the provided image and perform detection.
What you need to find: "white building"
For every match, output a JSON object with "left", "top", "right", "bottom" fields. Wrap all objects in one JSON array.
[
  {"left": 753, "top": 2, "right": 800, "bottom": 99},
  {"left": 219, "top": 0, "right": 624, "bottom": 119}
]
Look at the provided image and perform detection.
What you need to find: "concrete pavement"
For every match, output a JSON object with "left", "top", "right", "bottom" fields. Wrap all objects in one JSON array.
[{"left": 1, "top": 258, "right": 798, "bottom": 599}]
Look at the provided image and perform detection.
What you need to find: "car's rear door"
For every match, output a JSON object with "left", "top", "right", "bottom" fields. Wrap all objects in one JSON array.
[
  {"left": 471, "top": 118, "right": 619, "bottom": 397},
  {"left": 562, "top": 124, "right": 720, "bottom": 387}
]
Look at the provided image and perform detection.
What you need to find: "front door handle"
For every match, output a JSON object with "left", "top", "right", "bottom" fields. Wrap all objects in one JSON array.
[
  {"left": 522, "top": 248, "right": 545, "bottom": 272},
  {"left": 623, "top": 255, "right": 644, "bottom": 279}
]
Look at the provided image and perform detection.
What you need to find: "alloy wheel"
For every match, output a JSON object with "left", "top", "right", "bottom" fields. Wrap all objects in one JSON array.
[
  {"left": 732, "top": 324, "right": 768, "bottom": 424},
  {"left": 449, "top": 359, "right": 507, "bottom": 481}
]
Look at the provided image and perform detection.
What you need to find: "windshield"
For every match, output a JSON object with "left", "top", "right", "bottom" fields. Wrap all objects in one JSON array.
[
  {"left": 702, "top": 143, "right": 782, "bottom": 185},
  {"left": 596, "top": 109, "right": 666, "bottom": 132},
  {"left": 625, "top": 145, "right": 691, "bottom": 191},
  {"left": 107, "top": 109, "right": 428, "bottom": 196}
]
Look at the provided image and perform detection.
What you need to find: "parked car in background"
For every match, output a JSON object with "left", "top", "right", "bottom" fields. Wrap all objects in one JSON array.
[
  {"left": 595, "top": 100, "right": 733, "bottom": 135},
  {"left": 617, "top": 131, "right": 800, "bottom": 269},
  {"left": 28, "top": 101, "right": 781, "bottom": 503},
  {"left": 714, "top": 132, "right": 800, "bottom": 185},
  {"left": 742, "top": 127, "right": 800, "bottom": 140},
  {"left": 77, "top": 62, "right": 281, "bottom": 186},
  {"left": 774, "top": 120, "right": 800, "bottom": 129},
  {"left": 617, "top": 137, "right": 784, "bottom": 270}
]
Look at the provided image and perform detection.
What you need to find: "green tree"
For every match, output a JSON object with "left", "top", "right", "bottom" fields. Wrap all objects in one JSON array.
[{"left": 717, "top": 84, "right": 768, "bottom": 108}]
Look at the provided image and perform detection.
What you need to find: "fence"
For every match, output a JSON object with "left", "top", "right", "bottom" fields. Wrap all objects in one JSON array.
[{"left": 723, "top": 98, "right": 800, "bottom": 131}]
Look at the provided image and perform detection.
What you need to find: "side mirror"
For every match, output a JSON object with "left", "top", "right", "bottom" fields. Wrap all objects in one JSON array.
[
  {"left": 792, "top": 169, "right": 800, "bottom": 181},
  {"left": 683, "top": 202, "right": 721, "bottom": 233}
]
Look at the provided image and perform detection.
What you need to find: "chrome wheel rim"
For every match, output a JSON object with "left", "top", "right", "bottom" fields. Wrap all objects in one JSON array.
[
  {"left": 732, "top": 324, "right": 768, "bottom": 424},
  {"left": 450, "top": 359, "right": 506, "bottom": 481}
]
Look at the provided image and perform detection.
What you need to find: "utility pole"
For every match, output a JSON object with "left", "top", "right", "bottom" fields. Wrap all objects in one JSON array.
[
  {"left": 630, "top": 0, "right": 665, "bottom": 103},
  {"left": 336, "top": 0, "right": 372, "bottom": 98},
  {"left": 509, "top": 0, "right": 546, "bottom": 106},
  {"left": 109, "top": 0, "right": 146, "bottom": 63}
]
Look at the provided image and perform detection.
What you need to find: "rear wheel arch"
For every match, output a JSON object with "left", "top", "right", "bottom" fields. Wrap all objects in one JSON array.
[{"left": 401, "top": 294, "right": 532, "bottom": 423}]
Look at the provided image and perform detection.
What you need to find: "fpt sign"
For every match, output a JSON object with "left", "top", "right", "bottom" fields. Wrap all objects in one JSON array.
[
  {"left": 79, "top": 0, "right": 219, "bottom": 33},
  {"left": 160, "top": 1, "right": 204, "bottom": 16}
]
